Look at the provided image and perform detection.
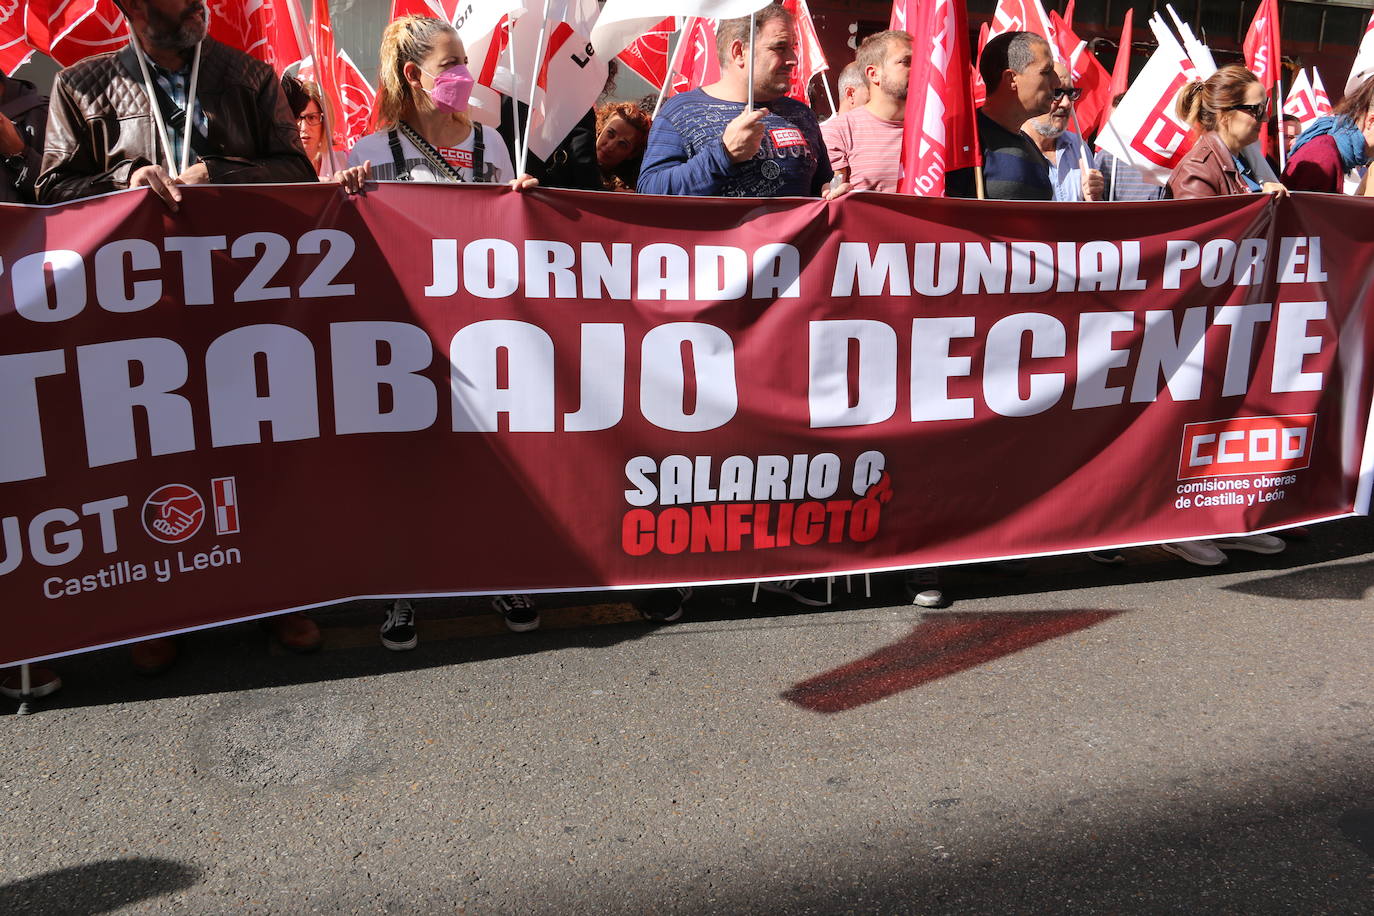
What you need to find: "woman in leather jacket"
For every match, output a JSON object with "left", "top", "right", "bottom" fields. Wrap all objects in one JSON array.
[{"left": 1166, "top": 65, "right": 1287, "bottom": 200}]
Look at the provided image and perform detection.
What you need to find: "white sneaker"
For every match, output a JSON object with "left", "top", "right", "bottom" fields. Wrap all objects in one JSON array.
[
  {"left": 1160, "top": 540, "right": 1227, "bottom": 566},
  {"left": 1213, "top": 534, "right": 1286, "bottom": 555}
]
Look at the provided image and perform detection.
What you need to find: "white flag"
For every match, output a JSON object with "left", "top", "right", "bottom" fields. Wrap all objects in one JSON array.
[
  {"left": 1311, "top": 67, "right": 1332, "bottom": 117},
  {"left": 1096, "top": 24, "right": 1200, "bottom": 187},
  {"left": 1283, "top": 70, "right": 1320, "bottom": 130},
  {"left": 506, "top": 0, "right": 608, "bottom": 160},
  {"left": 1346, "top": 10, "right": 1374, "bottom": 96},
  {"left": 591, "top": 0, "right": 767, "bottom": 58},
  {"left": 453, "top": 0, "right": 528, "bottom": 127}
]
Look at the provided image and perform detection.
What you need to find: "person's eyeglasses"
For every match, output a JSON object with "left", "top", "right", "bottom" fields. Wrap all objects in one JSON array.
[
  {"left": 1052, "top": 87, "right": 1082, "bottom": 101},
  {"left": 1225, "top": 101, "right": 1269, "bottom": 119},
  {"left": 296, "top": 112, "right": 324, "bottom": 126}
]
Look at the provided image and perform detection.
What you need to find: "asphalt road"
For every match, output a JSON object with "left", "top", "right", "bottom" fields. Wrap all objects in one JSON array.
[{"left": 3, "top": 520, "right": 1373, "bottom": 914}]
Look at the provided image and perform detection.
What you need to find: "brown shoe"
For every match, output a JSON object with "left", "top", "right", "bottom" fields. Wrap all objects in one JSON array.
[
  {"left": 266, "top": 613, "right": 323, "bottom": 653},
  {"left": 130, "top": 637, "right": 178, "bottom": 675}
]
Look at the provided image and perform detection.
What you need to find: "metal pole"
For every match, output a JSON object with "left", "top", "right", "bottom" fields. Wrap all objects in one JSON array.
[
  {"left": 654, "top": 18, "right": 690, "bottom": 119},
  {"left": 16, "top": 663, "right": 33, "bottom": 716},
  {"left": 520, "top": 0, "right": 555, "bottom": 176},
  {"left": 746, "top": 12, "right": 756, "bottom": 111},
  {"left": 1276, "top": 70, "right": 1287, "bottom": 174},
  {"left": 508, "top": 19, "right": 522, "bottom": 176}
]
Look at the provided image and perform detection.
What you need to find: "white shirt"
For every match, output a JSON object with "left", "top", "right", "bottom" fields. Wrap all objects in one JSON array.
[
  {"left": 348, "top": 124, "right": 513, "bottom": 184},
  {"left": 1045, "top": 130, "right": 1094, "bottom": 202}
]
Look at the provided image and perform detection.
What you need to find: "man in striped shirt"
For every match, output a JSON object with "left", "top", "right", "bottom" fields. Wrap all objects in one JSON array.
[{"left": 822, "top": 30, "right": 910, "bottom": 193}]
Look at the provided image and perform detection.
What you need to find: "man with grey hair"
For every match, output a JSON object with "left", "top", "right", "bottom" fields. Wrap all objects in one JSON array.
[
  {"left": 828, "top": 60, "right": 869, "bottom": 120},
  {"left": 1020, "top": 61, "right": 1104, "bottom": 201},
  {"left": 947, "top": 30, "right": 1059, "bottom": 200}
]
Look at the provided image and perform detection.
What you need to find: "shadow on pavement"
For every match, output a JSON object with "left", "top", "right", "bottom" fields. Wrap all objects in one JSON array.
[
  {"left": 1223, "top": 557, "right": 1374, "bottom": 600},
  {"left": 0, "top": 857, "right": 199, "bottom": 915},
  {"left": 783, "top": 609, "right": 1121, "bottom": 713}
]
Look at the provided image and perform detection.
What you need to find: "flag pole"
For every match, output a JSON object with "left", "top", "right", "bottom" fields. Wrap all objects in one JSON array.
[
  {"left": 508, "top": 18, "right": 522, "bottom": 176},
  {"left": 1276, "top": 69, "right": 1287, "bottom": 173},
  {"left": 820, "top": 73, "right": 838, "bottom": 116},
  {"left": 654, "top": 18, "right": 690, "bottom": 119},
  {"left": 747, "top": 12, "right": 756, "bottom": 110},
  {"left": 520, "top": 0, "right": 554, "bottom": 177},
  {"left": 1066, "top": 41, "right": 1094, "bottom": 200}
]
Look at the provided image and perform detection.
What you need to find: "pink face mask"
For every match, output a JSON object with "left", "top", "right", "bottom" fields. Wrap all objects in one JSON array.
[{"left": 422, "top": 64, "right": 475, "bottom": 114}]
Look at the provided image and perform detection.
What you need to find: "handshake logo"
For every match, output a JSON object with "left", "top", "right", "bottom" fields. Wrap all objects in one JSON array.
[{"left": 141, "top": 484, "right": 207, "bottom": 544}]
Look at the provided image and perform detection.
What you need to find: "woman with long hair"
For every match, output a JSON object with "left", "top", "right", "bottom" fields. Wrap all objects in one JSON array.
[
  {"left": 593, "top": 101, "right": 651, "bottom": 191},
  {"left": 347, "top": 15, "right": 533, "bottom": 188},
  {"left": 350, "top": 16, "right": 537, "bottom": 651},
  {"left": 1167, "top": 65, "right": 1287, "bottom": 199},
  {"left": 1159, "top": 64, "right": 1290, "bottom": 567},
  {"left": 1283, "top": 74, "right": 1374, "bottom": 193}
]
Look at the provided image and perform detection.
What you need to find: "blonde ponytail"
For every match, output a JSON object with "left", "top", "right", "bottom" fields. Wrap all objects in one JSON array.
[{"left": 374, "top": 15, "right": 471, "bottom": 130}]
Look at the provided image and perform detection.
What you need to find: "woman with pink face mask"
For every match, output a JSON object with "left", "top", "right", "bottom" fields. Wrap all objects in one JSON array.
[{"left": 348, "top": 15, "right": 534, "bottom": 188}]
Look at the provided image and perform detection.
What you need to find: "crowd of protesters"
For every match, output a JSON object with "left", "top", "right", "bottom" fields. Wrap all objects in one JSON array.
[{"left": 3, "top": 0, "right": 1371, "bottom": 699}]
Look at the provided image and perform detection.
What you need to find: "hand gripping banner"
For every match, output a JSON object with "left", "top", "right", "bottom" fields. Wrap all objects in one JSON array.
[{"left": 2, "top": 185, "right": 1373, "bottom": 665}]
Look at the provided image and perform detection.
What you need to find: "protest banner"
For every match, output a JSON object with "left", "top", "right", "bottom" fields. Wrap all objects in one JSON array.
[{"left": 2, "top": 185, "right": 1372, "bottom": 666}]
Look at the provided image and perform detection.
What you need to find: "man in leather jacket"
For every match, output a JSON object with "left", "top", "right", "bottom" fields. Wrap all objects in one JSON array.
[
  {"left": 37, "top": 0, "right": 314, "bottom": 207},
  {"left": 0, "top": 74, "right": 47, "bottom": 204}
]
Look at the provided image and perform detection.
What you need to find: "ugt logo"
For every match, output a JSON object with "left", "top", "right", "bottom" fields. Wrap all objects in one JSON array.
[{"left": 142, "top": 484, "right": 206, "bottom": 544}]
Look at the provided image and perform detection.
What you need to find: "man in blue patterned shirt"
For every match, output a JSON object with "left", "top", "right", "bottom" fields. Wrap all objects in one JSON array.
[{"left": 637, "top": 4, "right": 842, "bottom": 199}]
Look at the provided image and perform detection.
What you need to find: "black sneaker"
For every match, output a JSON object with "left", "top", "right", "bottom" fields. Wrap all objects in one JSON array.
[
  {"left": 904, "top": 569, "right": 948, "bottom": 608},
  {"left": 635, "top": 587, "right": 691, "bottom": 623},
  {"left": 759, "top": 578, "right": 832, "bottom": 607},
  {"left": 492, "top": 594, "right": 539, "bottom": 632},
  {"left": 381, "top": 599, "right": 417, "bottom": 651}
]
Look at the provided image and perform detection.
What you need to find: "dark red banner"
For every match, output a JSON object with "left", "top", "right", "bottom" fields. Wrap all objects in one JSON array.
[{"left": 3, "top": 185, "right": 1372, "bottom": 665}]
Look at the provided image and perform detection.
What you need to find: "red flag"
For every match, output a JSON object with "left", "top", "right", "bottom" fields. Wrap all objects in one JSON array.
[
  {"left": 208, "top": 0, "right": 304, "bottom": 71},
  {"left": 617, "top": 16, "right": 675, "bottom": 89},
  {"left": 783, "top": 0, "right": 828, "bottom": 105},
  {"left": 1, "top": 1, "right": 32, "bottom": 75},
  {"left": 898, "top": 0, "right": 978, "bottom": 195},
  {"left": 335, "top": 49, "right": 376, "bottom": 150},
  {"left": 1109, "top": 8, "right": 1132, "bottom": 100},
  {"left": 988, "top": 0, "right": 1057, "bottom": 52},
  {"left": 888, "top": 0, "right": 905, "bottom": 31},
  {"left": 1243, "top": 0, "right": 1280, "bottom": 156},
  {"left": 310, "top": 0, "right": 346, "bottom": 150},
  {"left": 1243, "top": 0, "right": 1281, "bottom": 91},
  {"left": 972, "top": 20, "right": 988, "bottom": 107},
  {"left": 670, "top": 17, "right": 718, "bottom": 96},
  {"left": 1048, "top": 10, "right": 1110, "bottom": 137},
  {"left": 30, "top": 0, "right": 129, "bottom": 65},
  {"left": 1063, "top": 0, "right": 1074, "bottom": 31}
]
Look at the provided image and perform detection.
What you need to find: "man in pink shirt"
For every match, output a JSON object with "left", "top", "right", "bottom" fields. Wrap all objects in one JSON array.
[{"left": 821, "top": 29, "right": 910, "bottom": 192}]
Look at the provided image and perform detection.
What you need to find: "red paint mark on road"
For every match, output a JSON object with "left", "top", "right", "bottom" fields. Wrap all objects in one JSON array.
[{"left": 783, "top": 611, "right": 1118, "bottom": 713}]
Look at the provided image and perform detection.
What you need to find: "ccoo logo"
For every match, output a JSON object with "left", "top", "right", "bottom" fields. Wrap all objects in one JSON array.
[{"left": 142, "top": 484, "right": 206, "bottom": 544}]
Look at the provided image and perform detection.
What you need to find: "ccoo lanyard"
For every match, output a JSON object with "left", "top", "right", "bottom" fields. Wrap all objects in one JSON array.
[{"left": 131, "top": 40, "right": 202, "bottom": 176}]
